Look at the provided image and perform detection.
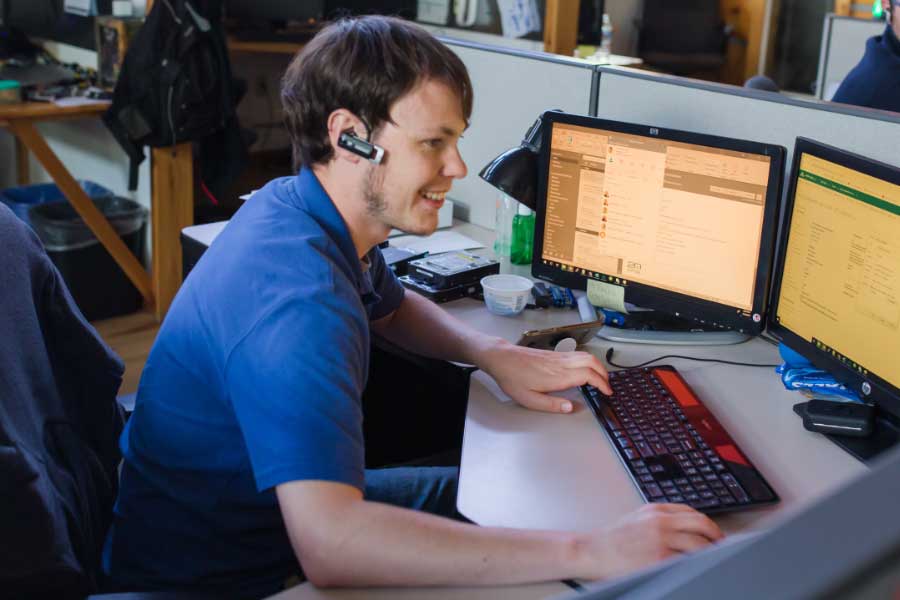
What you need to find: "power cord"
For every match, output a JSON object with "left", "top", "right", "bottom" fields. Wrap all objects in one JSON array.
[{"left": 604, "top": 346, "right": 781, "bottom": 370}]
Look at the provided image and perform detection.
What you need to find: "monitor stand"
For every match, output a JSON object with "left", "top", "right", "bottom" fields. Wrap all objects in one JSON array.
[
  {"left": 793, "top": 402, "right": 900, "bottom": 463},
  {"left": 596, "top": 310, "right": 750, "bottom": 346}
]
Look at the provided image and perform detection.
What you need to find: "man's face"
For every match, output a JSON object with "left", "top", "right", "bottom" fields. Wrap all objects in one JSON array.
[{"left": 363, "top": 79, "right": 468, "bottom": 236}]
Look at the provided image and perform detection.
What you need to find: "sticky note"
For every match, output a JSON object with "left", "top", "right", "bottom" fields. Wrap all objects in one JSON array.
[{"left": 586, "top": 279, "right": 627, "bottom": 312}]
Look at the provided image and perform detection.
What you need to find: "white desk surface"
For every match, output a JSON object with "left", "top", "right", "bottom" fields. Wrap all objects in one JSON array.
[{"left": 451, "top": 302, "right": 867, "bottom": 535}]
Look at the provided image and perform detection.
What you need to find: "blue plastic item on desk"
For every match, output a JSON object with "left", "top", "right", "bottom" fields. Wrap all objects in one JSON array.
[
  {"left": 776, "top": 342, "right": 862, "bottom": 403},
  {"left": 0, "top": 180, "right": 114, "bottom": 228}
]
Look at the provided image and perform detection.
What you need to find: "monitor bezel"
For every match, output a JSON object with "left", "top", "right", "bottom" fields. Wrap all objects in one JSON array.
[
  {"left": 531, "top": 111, "right": 786, "bottom": 335},
  {"left": 767, "top": 137, "right": 900, "bottom": 418}
]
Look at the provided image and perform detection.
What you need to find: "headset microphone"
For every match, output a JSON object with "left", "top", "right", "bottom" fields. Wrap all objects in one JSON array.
[{"left": 338, "top": 130, "right": 385, "bottom": 164}]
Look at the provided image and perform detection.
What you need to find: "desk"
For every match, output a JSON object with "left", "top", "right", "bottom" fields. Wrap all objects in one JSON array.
[
  {"left": 453, "top": 307, "right": 868, "bottom": 535},
  {"left": 0, "top": 101, "right": 153, "bottom": 304},
  {"left": 1, "top": 101, "right": 196, "bottom": 319}
]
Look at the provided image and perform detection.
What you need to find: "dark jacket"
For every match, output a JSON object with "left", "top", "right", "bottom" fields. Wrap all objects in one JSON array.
[
  {"left": 832, "top": 24, "right": 900, "bottom": 114},
  {"left": 0, "top": 203, "right": 125, "bottom": 599}
]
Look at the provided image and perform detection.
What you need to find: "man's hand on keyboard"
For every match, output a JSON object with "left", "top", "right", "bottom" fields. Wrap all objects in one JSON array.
[
  {"left": 577, "top": 503, "right": 724, "bottom": 580},
  {"left": 476, "top": 339, "right": 611, "bottom": 414}
]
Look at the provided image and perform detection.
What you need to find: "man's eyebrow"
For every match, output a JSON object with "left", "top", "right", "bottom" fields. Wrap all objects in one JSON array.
[{"left": 422, "top": 125, "right": 467, "bottom": 137}]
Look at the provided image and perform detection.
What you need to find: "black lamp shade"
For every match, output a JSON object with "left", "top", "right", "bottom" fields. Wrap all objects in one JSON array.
[{"left": 478, "top": 145, "right": 538, "bottom": 211}]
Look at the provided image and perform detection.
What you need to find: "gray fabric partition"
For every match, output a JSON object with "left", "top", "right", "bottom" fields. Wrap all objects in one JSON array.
[
  {"left": 593, "top": 66, "right": 900, "bottom": 178},
  {"left": 441, "top": 39, "right": 598, "bottom": 229}
]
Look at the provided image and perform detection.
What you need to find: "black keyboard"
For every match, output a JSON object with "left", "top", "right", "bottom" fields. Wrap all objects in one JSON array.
[{"left": 581, "top": 366, "right": 778, "bottom": 514}]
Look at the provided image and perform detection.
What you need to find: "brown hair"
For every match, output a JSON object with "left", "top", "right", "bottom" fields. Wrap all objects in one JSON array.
[{"left": 281, "top": 16, "right": 474, "bottom": 171}]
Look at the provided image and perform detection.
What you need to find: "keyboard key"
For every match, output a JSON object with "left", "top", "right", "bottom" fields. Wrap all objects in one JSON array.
[
  {"left": 644, "top": 483, "right": 664, "bottom": 498},
  {"left": 721, "top": 473, "right": 751, "bottom": 504}
]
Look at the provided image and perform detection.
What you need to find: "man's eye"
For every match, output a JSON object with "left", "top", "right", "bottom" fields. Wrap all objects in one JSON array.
[{"left": 425, "top": 139, "right": 445, "bottom": 149}]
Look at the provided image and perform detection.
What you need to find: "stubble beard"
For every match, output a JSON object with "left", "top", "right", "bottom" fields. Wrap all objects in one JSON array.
[{"left": 364, "top": 165, "right": 387, "bottom": 219}]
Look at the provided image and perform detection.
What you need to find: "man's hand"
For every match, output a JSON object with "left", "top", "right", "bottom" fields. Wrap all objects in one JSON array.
[
  {"left": 475, "top": 338, "right": 612, "bottom": 413},
  {"left": 577, "top": 503, "right": 725, "bottom": 580}
]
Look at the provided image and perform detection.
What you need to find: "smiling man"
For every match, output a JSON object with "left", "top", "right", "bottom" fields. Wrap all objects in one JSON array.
[{"left": 103, "top": 17, "right": 722, "bottom": 598}]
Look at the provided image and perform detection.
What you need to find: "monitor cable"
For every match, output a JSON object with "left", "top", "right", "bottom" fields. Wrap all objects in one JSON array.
[{"left": 604, "top": 347, "right": 781, "bottom": 370}]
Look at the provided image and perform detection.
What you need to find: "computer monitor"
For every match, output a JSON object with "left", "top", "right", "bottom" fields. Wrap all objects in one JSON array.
[
  {"left": 531, "top": 111, "right": 786, "bottom": 343},
  {"left": 0, "top": 0, "right": 98, "bottom": 51},
  {"left": 768, "top": 137, "right": 900, "bottom": 452}
]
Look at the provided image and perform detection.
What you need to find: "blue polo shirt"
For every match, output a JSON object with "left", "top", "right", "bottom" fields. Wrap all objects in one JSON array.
[
  {"left": 103, "top": 169, "right": 405, "bottom": 598},
  {"left": 832, "top": 24, "right": 900, "bottom": 113}
]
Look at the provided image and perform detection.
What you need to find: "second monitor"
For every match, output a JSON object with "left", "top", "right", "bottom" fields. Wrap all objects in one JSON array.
[{"left": 532, "top": 112, "right": 786, "bottom": 342}]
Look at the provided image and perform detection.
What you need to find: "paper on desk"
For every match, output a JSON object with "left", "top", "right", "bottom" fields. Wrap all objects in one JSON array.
[
  {"left": 53, "top": 97, "right": 109, "bottom": 107},
  {"left": 389, "top": 230, "right": 483, "bottom": 255},
  {"left": 586, "top": 279, "right": 628, "bottom": 313}
]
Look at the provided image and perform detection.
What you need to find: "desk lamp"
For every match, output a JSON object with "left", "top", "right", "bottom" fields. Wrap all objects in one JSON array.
[{"left": 477, "top": 113, "right": 550, "bottom": 211}]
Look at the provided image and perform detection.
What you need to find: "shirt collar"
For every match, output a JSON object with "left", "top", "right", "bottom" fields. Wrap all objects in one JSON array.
[{"left": 289, "top": 168, "right": 381, "bottom": 306}]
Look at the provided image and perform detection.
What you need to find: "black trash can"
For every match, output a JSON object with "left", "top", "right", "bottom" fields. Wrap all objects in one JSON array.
[{"left": 29, "top": 197, "right": 148, "bottom": 321}]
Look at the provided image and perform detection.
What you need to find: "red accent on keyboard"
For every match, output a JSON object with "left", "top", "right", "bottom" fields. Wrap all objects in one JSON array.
[
  {"left": 716, "top": 444, "right": 749, "bottom": 467},
  {"left": 653, "top": 368, "right": 699, "bottom": 407}
]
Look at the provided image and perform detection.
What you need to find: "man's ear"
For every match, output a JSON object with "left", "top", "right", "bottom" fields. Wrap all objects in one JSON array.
[{"left": 327, "top": 109, "right": 367, "bottom": 163}]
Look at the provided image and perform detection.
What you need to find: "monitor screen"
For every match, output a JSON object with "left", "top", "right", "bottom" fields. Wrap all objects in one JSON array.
[
  {"left": 769, "top": 137, "right": 900, "bottom": 418},
  {"left": 532, "top": 112, "right": 785, "bottom": 335}
]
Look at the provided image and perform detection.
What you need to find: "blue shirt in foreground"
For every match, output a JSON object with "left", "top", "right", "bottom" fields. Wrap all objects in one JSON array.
[
  {"left": 832, "top": 24, "right": 900, "bottom": 114},
  {"left": 103, "top": 169, "right": 405, "bottom": 598}
]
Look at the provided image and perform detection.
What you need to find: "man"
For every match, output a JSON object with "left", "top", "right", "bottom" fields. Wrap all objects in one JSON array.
[
  {"left": 832, "top": 0, "right": 900, "bottom": 113},
  {"left": 103, "top": 16, "right": 722, "bottom": 598}
]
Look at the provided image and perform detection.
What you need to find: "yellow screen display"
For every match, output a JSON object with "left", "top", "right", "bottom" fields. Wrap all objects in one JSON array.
[
  {"left": 776, "top": 153, "right": 900, "bottom": 389},
  {"left": 541, "top": 123, "right": 771, "bottom": 311}
]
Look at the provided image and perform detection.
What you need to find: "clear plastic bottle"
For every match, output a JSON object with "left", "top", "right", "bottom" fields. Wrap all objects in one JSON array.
[
  {"left": 510, "top": 205, "right": 535, "bottom": 265},
  {"left": 493, "top": 193, "right": 517, "bottom": 257},
  {"left": 599, "top": 13, "right": 614, "bottom": 57}
]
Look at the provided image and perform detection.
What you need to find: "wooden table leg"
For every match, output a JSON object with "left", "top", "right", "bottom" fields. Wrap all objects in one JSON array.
[
  {"left": 9, "top": 120, "right": 154, "bottom": 305},
  {"left": 151, "top": 143, "right": 194, "bottom": 322},
  {"left": 15, "top": 135, "right": 29, "bottom": 185}
]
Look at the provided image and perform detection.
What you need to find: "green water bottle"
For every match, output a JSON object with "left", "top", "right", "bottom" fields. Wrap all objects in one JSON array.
[{"left": 510, "top": 205, "right": 535, "bottom": 265}]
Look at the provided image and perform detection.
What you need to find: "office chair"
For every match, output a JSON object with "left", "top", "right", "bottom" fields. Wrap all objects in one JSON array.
[
  {"left": 0, "top": 204, "right": 211, "bottom": 600},
  {"left": 635, "top": 0, "right": 733, "bottom": 76}
]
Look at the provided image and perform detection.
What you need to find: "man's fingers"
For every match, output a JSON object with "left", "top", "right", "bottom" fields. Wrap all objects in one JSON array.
[
  {"left": 666, "top": 531, "right": 718, "bottom": 554},
  {"left": 667, "top": 511, "right": 724, "bottom": 542},
  {"left": 566, "top": 352, "right": 612, "bottom": 394},
  {"left": 517, "top": 390, "right": 575, "bottom": 414}
]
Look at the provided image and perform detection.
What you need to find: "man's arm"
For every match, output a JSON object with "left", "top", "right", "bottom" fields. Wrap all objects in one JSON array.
[
  {"left": 371, "top": 291, "right": 611, "bottom": 413},
  {"left": 277, "top": 480, "right": 723, "bottom": 588}
]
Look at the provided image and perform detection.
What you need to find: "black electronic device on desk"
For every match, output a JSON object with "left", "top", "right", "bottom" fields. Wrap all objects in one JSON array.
[
  {"left": 400, "top": 250, "right": 499, "bottom": 304},
  {"left": 530, "top": 110, "right": 786, "bottom": 345},
  {"left": 768, "top": 137, "right": 900, "bottom": 463}
]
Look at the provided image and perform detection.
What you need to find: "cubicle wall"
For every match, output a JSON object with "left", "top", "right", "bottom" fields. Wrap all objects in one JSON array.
[
  {"left": 816, "top": 14, "right": 885, "bottom": 100},
  {"left": 593, "top": 66, "right": 900, "bottom": 176},
  {"left": 441, "top": 39, "right": 598, "bottom": 229}
]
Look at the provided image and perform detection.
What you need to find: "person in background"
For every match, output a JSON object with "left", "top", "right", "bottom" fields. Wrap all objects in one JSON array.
[
  {"left": 832, "top": 0, "right": 900, "bottom": 113},
  {"left": 103, "top": 16, "right": 723, "bottom": 598}
]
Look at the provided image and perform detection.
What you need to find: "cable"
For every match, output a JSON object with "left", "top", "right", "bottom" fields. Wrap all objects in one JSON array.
[{"left": 605, "top": 347, "right": 781, "bottom": 370}]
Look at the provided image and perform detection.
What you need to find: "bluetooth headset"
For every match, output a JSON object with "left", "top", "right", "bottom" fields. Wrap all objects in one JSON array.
[{"left": 337, "top": 129, "right": 385, "bottom": 164}]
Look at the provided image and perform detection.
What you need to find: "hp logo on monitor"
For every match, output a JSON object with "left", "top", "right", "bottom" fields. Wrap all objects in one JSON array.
[{"left": 649, "top": 128, "right": 659, "bottom": 136}]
